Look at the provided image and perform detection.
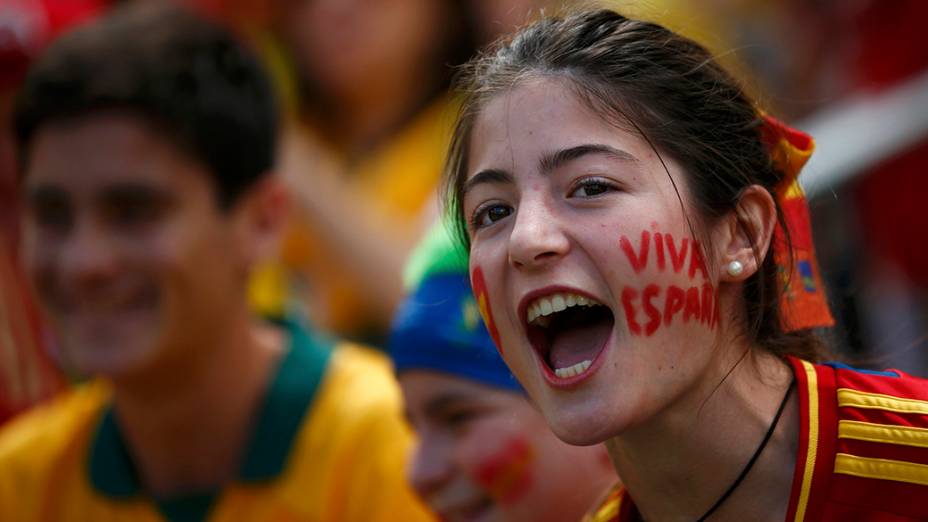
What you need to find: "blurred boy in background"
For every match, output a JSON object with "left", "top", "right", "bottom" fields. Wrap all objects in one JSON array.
[
  {"left": 0, "top": 4, "right": 431, "bottom": 521},
  {"left": 390, "top": 223, "right": 617, "bottom": 521}
]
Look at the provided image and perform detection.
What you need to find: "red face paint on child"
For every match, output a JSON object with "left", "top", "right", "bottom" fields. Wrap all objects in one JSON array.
[{"left": 473, "top": 437, "right": 535, "bottom": 505}]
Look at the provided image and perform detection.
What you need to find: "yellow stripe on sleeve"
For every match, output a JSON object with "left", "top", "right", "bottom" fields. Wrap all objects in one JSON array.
[
  {"left": 837, "top": 388, "right": 928, "bottom": 415},
  {"left": 583, "top": 493, "right": 621, "bottom": 522},
  {"left": 834, "top": 453, "right": 928, "bottom": 487},
  {"left": 839, "top": 420, "right": 928, "bottom": 449},
  {"left": 794, "top": 360, "right": 819, "bottom": 522}
]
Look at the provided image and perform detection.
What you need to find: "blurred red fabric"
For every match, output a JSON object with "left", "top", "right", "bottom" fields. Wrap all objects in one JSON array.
[
  {"left": 850, "top": 0, "right": 928, "bottom": 287},
  {"left": 0, "top": 0, "right": 105, "bottom": 424}
]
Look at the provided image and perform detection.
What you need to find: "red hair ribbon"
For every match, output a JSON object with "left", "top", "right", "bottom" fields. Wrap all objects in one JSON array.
[{"left": 759, "top": 114, "right": 835, "bottom": 331}]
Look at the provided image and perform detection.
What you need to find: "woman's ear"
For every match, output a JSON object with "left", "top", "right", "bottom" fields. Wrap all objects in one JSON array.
[{"left": 717, "top": 185, "right": 777, "bottom": 282}]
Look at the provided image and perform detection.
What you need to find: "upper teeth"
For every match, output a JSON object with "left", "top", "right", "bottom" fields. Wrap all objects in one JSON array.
[{"left": 526, "top": 292, "right": 602, "bottom": 325}]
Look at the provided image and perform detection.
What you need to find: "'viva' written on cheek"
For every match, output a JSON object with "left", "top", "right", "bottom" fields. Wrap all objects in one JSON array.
[{"left": 619, "top": 229, "right": 720, "bottom": 336}]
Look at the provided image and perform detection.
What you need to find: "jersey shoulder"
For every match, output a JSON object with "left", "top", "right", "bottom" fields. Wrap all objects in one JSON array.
[
  {"left": 319, "top": 342, "right": 404, "bottom": 415},
  {"left": 0, "top": 380, "right": 110, "bottom": 468},
  {"left": 281, "top": 342, "right": 428, "bottom": 521},
  {"left": 826, "top": 360, "right": 928, "bottom": 427},
  {"left": 0, "top": 380, "right": 110, "bottom": 517},
  {"left": 820, "top": 361, "right": 928, "bottom": 520}
]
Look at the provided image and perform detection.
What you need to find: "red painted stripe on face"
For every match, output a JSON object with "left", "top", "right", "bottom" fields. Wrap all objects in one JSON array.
[{"left": 471, "top": 265, "right": 503, "bottom": 354}]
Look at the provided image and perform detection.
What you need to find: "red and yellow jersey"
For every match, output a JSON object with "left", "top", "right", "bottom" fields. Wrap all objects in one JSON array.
[
  {"left": 787, "top": 357, "right": 928, "bottom": 520},
  {"left": 583, "top": 357, "right": 928, "bottom": 521}
]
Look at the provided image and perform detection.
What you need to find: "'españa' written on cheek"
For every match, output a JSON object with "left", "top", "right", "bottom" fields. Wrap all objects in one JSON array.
[{"left": 618, "top": 230, "right": 719, "bottom": 336}]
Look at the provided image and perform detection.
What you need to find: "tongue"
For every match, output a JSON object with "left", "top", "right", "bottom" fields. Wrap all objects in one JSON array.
[{"left": 548, "top": 317, "right": 612, "bottom": 370}]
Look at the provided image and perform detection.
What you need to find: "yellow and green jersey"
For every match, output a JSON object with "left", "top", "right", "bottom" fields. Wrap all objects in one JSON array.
[{"left": 0, "top": 320, "right": 433, "bottom": 522}]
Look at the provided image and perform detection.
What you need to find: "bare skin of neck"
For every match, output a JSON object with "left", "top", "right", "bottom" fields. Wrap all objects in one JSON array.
[
  {"left": 110, "top": 307, "right": 284, "bottom": 498},
  {"left": 605, "top": 342, "right": 799, "bottom": 522}
]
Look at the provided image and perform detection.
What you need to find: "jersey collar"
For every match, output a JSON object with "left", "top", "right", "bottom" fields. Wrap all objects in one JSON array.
[
  {"left": 784, "top": 357, "right": 838, "bottom": 522},
  {"left": 88, "top": 318, "right": 333, "bottom": 500}
]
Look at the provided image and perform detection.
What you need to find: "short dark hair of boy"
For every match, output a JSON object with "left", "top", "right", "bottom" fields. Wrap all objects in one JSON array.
[{"left": 13, "top": 3, "right": 278, "bottom": 210}]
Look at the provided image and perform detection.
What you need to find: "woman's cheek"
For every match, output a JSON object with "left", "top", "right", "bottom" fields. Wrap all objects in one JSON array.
[{"left": 616, "top": 225, "right": 720, "bottom": 337}]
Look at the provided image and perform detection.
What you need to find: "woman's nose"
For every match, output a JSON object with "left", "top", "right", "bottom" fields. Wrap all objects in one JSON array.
[{"left": 507, "top": 199, "right": 569, "bottom": 270}]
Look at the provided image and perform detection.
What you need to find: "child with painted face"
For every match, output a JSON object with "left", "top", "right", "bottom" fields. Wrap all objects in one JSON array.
[
  {"left": 390, "top": 223, "right": 616, "bottom": 522},
  {"left": 445, "top": 9, "right": 928, "bottom": 522}
]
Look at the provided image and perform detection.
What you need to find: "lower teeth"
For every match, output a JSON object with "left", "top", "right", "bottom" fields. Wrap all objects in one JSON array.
[{"left": 554, "top": 359, "right": 592, "bottom": 379}]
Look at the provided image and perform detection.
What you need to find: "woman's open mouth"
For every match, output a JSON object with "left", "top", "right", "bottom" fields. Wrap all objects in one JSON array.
[{"left": 522, "top": 289, "right": 614, "bottom": 388}]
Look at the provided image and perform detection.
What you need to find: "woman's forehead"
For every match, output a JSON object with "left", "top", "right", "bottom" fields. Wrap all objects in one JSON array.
[{"left": 467, "top": 78, "right": 656, "bottom": 177}]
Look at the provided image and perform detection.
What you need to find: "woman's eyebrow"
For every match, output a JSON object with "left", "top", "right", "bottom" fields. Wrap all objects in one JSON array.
[
  {"left": 463, "top": 144, "right": 637, "bottom": 196},
  {"left": 463, "top": 168, "right": 513, "bottom": 196},
  {"left": 540, "top": 143, "right": 638, "bottom": 173}
]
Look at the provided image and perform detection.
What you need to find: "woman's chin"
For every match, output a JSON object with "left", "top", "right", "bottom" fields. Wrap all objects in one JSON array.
[{"left": 545, "top": 407, "right": 621, "bottom": 446}]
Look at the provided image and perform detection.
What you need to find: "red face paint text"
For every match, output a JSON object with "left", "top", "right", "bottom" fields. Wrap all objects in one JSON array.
[{"left": 619, "top": 230, "right": 719, "bottom": 335}]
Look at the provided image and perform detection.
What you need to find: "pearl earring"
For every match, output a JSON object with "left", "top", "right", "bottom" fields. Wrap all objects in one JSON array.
[{"left": 727, "top": 260, "right": 744, "bottom": 277}]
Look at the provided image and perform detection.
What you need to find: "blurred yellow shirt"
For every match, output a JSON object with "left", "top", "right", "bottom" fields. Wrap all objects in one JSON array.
[{"left": 0, "top": 321, "right": 433, "bottom": 522}]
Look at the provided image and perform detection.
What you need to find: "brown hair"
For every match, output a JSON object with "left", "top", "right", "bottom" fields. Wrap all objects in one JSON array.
[
  {"left": 444, "top": 9, "right": 827, "bottom": 361},
  {"left": 14, "top": 3, "right": 277, "bottom": 210}
]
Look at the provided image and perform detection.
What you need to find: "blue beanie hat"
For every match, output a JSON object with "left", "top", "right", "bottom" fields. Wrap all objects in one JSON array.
[{"left": 388, "top": 222, "right": 522, "bottom": 392}]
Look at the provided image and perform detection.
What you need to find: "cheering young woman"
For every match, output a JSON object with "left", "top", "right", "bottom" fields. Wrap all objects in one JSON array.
[{"left": 445, "top": 9, "right": 928, "bottom": 521}]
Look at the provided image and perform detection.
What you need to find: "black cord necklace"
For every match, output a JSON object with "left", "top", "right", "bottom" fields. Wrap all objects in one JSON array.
[{"left": 695, "top": 376, "right": 795, "bottom": 522}]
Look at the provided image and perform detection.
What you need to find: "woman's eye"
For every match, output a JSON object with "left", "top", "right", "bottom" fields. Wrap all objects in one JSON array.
[
  {"left": 473, "top": 203, "right": 513, "bottom": 229},
  {"left": 570, "top": 178, "right": 615, "bottom": 198}
]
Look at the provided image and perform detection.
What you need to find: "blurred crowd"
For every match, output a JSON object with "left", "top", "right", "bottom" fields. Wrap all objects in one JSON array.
[{"left": 0, "top": 0, "right": 926, "bottom": 519}]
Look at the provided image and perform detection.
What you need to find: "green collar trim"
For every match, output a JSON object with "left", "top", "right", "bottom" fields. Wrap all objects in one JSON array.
[
  {"left": 89, "top": 406, "right": 138, "bottom": 498},
  {"left": 157, "top": 493, "right": 216, "bottom": 522},
  {"left": 238, "top": 318, "right": 332, "bottom": 480},
  {"left": 88, "top": 318, "right": 333, "bottom": 520}
]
